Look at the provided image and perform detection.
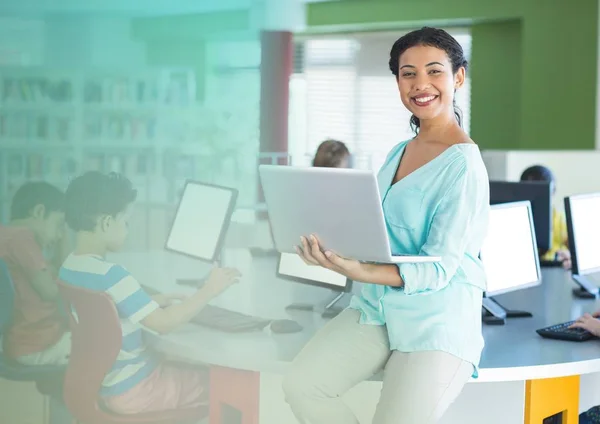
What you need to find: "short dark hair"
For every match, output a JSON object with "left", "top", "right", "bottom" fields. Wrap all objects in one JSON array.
[
  {"left": 312, "top": 139, "right": 350, "bottom": 168},
  {"left": 389, "top": 27, "right": 468, "bottom": 134},
  {"left": 520, "top": 165, "right": 555, "bottom": 185},
  {"left": 65, "top": 171, "right": 137, "bottom": 232},
  {"left": 10, "top": 181, "right": 65, "bottom": 220}
]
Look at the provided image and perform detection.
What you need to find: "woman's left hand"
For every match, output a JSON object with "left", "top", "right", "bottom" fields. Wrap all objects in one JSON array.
[{"left": 295, "top": 234, "right": 364, "bottom": 281}]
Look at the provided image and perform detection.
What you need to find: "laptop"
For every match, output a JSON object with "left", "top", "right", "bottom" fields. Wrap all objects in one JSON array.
[{"left": 258, "top": 165, "right": 440, "bottom": 264}]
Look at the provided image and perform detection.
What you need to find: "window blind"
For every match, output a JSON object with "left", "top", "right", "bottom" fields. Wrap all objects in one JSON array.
[{"left": 289, "top": 29, "right": 472, "bottom": 171}]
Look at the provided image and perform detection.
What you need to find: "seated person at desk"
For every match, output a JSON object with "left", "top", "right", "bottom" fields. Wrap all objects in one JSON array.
[
  {"left": 312, "top": 139, "right": 351, "bottom": 168},
  {"left": 570, "top": 312, "right": 600, "bottom": 423},
  {"left": 59, "top": 171, "right": 240, "bottom": 415},
  {"left": 283, "top": 27, "right": 489, "bottom": 424},
  {"left": 0, "top": 181, "right": 71, "bottom": 365},
  {"left": 520, "top": 165, "right": 571, "bottom": 269}
]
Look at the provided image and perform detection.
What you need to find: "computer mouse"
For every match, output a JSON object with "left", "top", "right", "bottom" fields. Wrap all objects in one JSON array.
[{"left": 270, "top": 319, "right": 303, "bottom": 334}]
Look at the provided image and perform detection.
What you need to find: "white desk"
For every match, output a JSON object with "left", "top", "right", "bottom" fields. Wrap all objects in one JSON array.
[{"left": 111, "top": 250, "right": 600, "bottom": 424}]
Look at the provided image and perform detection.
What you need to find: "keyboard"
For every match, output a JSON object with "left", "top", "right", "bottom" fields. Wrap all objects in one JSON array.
[
  {"left": 192, "top": 305, "right": 272, "bottom": 333},
  {"left": 536, "top": 321, "right": 596, "bottom": 342}
]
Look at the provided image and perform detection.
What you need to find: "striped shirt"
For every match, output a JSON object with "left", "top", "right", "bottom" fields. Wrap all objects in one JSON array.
[{"left": 59, "top": 254, "right": 159, "bottom": 397}]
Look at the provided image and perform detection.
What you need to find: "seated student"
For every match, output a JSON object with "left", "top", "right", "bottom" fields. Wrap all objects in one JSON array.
[
  {"left": 569, "top": 312, "right": 600, "bottom": 423},
  {"left": 312, "top": 139, "right": 351, "bottom": 168},
  {"left": 0, "top": 181, "right": 71, "bottom": 365},
  {"left": 520, "top": 165, "right": 571, "bottom": 268},
  {"left": 59, "top": 171, "right": 241, "bottom": 415}
]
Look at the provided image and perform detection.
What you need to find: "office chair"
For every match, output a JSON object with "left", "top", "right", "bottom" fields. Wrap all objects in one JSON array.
[{"left": 57, "top": 281, "right": 207, "bottom": 424}]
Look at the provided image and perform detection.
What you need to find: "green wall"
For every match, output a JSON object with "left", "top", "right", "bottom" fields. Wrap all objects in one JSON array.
[
  {"left": 470, "top": 21, "right": 522, "bottom": 150},
  {"left": 307, "top": 0, "right": 599, "bottom": 150}
]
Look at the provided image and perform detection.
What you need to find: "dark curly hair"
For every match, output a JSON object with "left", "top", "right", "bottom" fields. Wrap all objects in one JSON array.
[
  {"left": 65, "top": 171, "right": 137, "bottom": 232},
  {"left": 389, "top": 27, "right": 468, "bottom": 134},
  {"left": 10, "top": 181, "right": 65, "bottom": 221}
]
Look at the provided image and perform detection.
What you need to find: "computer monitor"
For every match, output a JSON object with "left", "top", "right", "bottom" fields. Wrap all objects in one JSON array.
[
  {"left": 565, "top": 192, "right": 600, "bottom": 298},
  {"left": 277, "top": 252, "right": 352, "bottom": 318},
  {"left": 480, "top": 201, "right": 542, "bottom": 324},
  {"left": 165, "top": 181, "right": 238, "bottom": 263},
  {"left": 489, "top": 181, "right": 552, "bottom": 253}
]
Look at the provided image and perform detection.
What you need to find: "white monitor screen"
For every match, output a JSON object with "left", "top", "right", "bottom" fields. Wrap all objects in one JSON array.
[
  {"left": 166, "top": 182, "right": 237, "bottom": 262},
  {"left": 278, "top": 253, "right": 348, "bottom": 289},
  {"left": 480, "top": 202, "right": 540, "bottom": 296},
  {"left": 569, "top": 194, "right": 600, "bottom": 273}
]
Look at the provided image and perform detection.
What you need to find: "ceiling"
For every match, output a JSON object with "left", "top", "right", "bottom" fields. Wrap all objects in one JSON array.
[{"left": 0, "top": 0, "right": 336, "bottom": 17}]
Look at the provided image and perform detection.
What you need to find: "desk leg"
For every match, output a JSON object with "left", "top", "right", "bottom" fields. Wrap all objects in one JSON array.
[
  {"left": 209, "top": 366, "right": 260, "bottom": 424},
  {"left": 524, "top": 375, "right": 579, "bottom": 423}
]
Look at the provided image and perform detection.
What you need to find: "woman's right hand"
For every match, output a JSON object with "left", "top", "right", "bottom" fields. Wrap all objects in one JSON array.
[
  {"left": 203, "top": 266, "right": 241, "bottom": 296},
  {"left": 296, "top": 235, "right": 319, "bottom": 266}
]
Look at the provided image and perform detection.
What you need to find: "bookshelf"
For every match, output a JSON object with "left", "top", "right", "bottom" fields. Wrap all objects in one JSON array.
[{"left": 0, "top": 68, "right": 260, "bottom": 236}]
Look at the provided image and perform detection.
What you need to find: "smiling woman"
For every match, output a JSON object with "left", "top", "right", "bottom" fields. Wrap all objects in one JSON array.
[
  {"left": 283, "top": 27, "right": 490, "bottom": 424},
  {"left": 390, "top": 28, "right": 468, "bottom": 134}
]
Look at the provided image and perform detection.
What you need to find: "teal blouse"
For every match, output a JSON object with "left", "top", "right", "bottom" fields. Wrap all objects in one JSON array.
[{"left": 349, "top": 140, "right": 490, "bottom": 376}]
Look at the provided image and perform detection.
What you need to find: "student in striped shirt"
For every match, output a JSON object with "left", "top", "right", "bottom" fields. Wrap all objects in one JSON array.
[{"left": 59, "top": 171, "right": 240, "bottom": 415}]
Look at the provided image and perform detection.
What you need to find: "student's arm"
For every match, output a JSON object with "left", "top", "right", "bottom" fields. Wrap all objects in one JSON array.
[
  {"left": 140, "top": 267, "right": 241, "bottom": 335},
  {"left": 28, "top": 269, "right": 59, "bottom": 301},
  {"left": 11, "top": 232, "right": 59, "bottom": 302}
]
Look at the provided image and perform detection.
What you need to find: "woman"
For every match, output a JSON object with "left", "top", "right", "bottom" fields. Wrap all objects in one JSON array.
[{"left": 282, "top": 27, "right": 490, "bottom": 424}]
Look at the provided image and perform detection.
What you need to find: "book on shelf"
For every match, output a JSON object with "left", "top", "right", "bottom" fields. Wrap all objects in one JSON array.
[
  {"left": 84, "top": 114, "right": 158, "bottom": 141},
  {"left": 2, "top": 77, "right": 73, "bottom": 104},
  {"left": 0, "top": 112, "right": 73, "bottom": 142},
  {"left": 84, "top": 77, "right": 161, "bottom": 105}
]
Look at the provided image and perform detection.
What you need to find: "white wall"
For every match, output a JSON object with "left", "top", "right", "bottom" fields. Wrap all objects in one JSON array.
[
  {"left": 44, "top": 15, "right": 145, "bottom": 68},
  {"left": 482, "top": 150, "right": 600, "bottom": 213},
  {"left": 0, "top": 17, "right": 44, "bottom": 66}
]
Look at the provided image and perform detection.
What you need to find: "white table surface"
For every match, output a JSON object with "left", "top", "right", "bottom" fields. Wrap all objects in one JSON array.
[{"left": 109, "top": 249, "right": 600, "bottom": 383}]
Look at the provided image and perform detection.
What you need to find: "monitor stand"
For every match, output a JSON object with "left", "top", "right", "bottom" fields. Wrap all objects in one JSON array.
[
  {"left": 482, "top": 297, "right": 532, "bottom": 326},
  {"left": 285, "top": 291, "right": 346, "bottom": 319},
  {"left": 572, "top": 274, "right": 599, "bottom": 299}
]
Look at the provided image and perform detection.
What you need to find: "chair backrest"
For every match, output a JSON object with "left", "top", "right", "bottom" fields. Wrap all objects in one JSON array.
[
  {"left": 57, "top": 281, "right": 122, "bottom": 424},
  {"left": 0, "top": 258, "right": 15, "bottom": 336}
]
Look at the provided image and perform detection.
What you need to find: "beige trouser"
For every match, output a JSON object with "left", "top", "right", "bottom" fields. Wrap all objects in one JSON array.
[
  {"left": 283, "top": 309, "right": 472, "bottom": 424},
  {"left": 15, "top": 332, "right": 71, "bottom": 366}
]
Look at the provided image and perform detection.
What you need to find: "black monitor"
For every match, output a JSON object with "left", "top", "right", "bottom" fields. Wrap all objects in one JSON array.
[
  {"left": 489, "top": 181, "right": 552, "bottom": 253},
  {"left": 277, "top": 252, "right": 352, "bottom": 318},
  {"left": 565, "top": 192, "right": 600, "bottom": 298}
]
